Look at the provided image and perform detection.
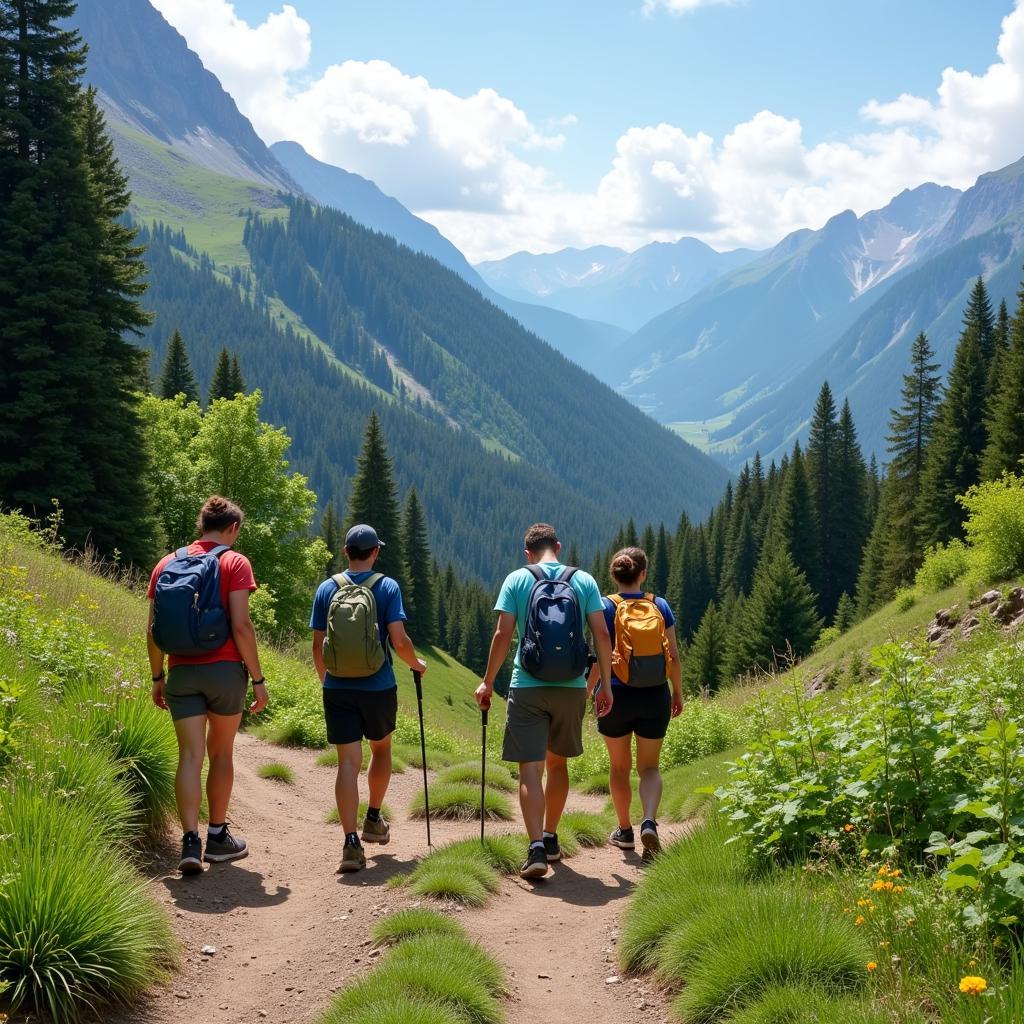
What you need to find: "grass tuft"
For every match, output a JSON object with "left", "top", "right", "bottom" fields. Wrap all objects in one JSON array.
[
  {"left": 438, "top": 760, "right": 517, "bottom": 792},
  {"left": 724, "top": 985, "right": 887, "bottom": 1024},
  {"left": 371, "top": 909, "right": 465, "bottom": 947},
  {"left": 560, "top": 810, "right": 612, "bottom": 849},
  {"left": 403, "top": 833, "right": 526, "bottom": 905},
  {"left": 409, "top": 782, "right": 514, "bottom": 821},
  {"left": 257, "top": 761, "right": 295, "bottom": 783}
]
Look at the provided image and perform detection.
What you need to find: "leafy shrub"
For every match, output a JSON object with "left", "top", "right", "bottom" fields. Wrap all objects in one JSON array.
[
  {"left": 813, "top": 626, "right": 840, "bottom": 653},
  {"left": 0, "top": 780, "right": 171, "bottom": 1020},
  {"left": 960, "top": 473, "right": 1024, "bottom": 584},
  {"left": 894, "top": 588, "right": 917, "bottom": 612},
  {"left": 915, "top": 539, "right": 972, "bottom": 593}
]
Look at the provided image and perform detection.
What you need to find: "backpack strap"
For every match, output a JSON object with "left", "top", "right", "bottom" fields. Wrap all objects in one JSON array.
[
  {"left": 332, "top": 572, "right": 349, "bottom": 588},
  {"left": 335, "top": 571, "right": 385, "bottom": 590},
  {"left": 557, "top": 567, "right": 579, "bottom": 584},
  {"left": 363, "top": 572, "right": 385, "bottom": 591},
  {"left": 175, "top": 546, "right": 189, "bottom": 558},
  {"left": 608, "top": 593, "right": 624, "bottom": 607},
  {"left": 524, "top": 564, "right": 546, "bottom": 583},
  {"left": 208, "top": 544, "right": 231, "bottom": 559}
]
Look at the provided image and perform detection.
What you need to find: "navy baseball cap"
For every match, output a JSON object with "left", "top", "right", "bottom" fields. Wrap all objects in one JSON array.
[{"left": 345, "top": 524, "right": 385, "bottom": 549}]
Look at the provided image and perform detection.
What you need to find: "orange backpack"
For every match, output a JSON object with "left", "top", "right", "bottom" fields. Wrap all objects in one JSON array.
[{"left": 609, "top": 594, "right": 670, "bottom": 687}]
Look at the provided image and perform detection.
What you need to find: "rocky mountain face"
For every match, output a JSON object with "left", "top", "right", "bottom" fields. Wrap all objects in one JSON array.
[{"left": 71, "top": 0, "right": 297, "bottom": 191}]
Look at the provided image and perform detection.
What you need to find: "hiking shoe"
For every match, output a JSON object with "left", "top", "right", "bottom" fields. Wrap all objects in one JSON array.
[
  {"left": 543, "top": 833, "right": 562, "bottom": 862},
  {"left": 361, "top": 814, "right": 391, "bottom": 846},
  {"left": 520, "top": 844, "right": 549, "bottom": 879},
  {"left": 640, "top": 819, "right": 661, "bottom": 859},
  {"left": 337, "top": 841, "right": 366, "bottom": 873},
  {"left": 179, "top": 832, "right": 203, "bottom": 875},
  {"left": 203, "top": 825, "right": 248, "bottom": 864},
  {"left": 609, "top": 826, "right": 635, "bottom": 850}
]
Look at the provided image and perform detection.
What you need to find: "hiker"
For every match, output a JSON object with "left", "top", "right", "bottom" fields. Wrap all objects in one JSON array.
[
  {"left": 309, "top": 524, "right": 427, "bottom": 874},
  {"left": 475, "top": 523, "right": 613, "bottom": 880},
  {"left": 147, "top": 495, "right": 268, "bottom": 875},
  {"left": 589, "top": 546, "right": 683, "bottom": 859}
]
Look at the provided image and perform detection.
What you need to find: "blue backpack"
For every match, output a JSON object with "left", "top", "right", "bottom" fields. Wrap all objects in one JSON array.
[
  {"left": 519, "top": 565, "right": 590, "bottom": 683},
  {"left": 151, "top": 545, "right": 231, "bottom": 656}
]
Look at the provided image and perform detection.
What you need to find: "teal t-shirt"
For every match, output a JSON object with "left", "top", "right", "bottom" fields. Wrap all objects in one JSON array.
[{"left": 495, "top": 562, "right": 603, "bottom": 689}]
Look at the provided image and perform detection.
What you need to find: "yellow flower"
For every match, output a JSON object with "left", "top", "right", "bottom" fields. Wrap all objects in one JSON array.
[
  {"left": 893, "top": 885, "right": 905, "bottom": 894},
  {"left": 843, "top": 823, "right": 854, "bottom": 832},
  {"left": 867, "top": 962, "right": 878, "bottom": 972},
  {"left": 879, "top": 940, "right": 890, "bottom": 949},
  {"left": 889, "top": 869, "right": 901, "bottom": 878},
  {"left": 969, "top": 959, "right": 978, "bottom": 968},
  {"left": 959, "top": 976, "right": 987, "bottom": 996},
  {"left": 855, "top": 916, "right": 866, "bottom": 926}
]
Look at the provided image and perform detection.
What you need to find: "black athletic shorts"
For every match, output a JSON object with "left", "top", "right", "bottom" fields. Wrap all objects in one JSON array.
[
  {"left": 322, "top": 687, "right": 398, "bottom": 745},
  {"left": 597, "top": 683, "right": 671, "bottom": 740}
]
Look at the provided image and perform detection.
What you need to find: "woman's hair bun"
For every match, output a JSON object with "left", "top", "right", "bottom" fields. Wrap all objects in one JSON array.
[{"left": 609, "top": 546, "right": 647, "bottom": 585}]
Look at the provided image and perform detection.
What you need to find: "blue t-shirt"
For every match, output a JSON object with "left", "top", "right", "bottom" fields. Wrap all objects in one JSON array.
[
  {"left": 495, "top": 562, "right": 604, "bottom": 689},
  {"left": 602, "top": 593, "right": 676, "bottom": 688},
  {"left": 309, "top": 571, "right": 407, "bottom": 691}
]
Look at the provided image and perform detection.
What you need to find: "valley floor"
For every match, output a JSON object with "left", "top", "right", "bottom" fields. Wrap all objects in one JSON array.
[{"left": 112, "top": 732, "right": 675, "bottom": 1024}]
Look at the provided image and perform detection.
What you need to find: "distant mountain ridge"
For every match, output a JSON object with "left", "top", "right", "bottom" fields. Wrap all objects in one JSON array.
[{"left": 477, "top": 238, "right": 760, "bottom": 331}]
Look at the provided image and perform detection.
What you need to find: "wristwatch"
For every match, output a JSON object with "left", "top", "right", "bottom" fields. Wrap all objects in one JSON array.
[
  {"left": 152, "top": 671, "right": 165, "bottom": 683},
  {"left": 252, "top": 678, "right": 267, "bottom": 686}
]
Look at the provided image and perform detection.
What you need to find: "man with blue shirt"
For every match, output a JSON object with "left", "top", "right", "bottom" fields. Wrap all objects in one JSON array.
[
  {"left": 475, "top": 523, "right": 613, "bottom": 880},
  {"left": 310, "top": 524, "right": 427, "bottom": 874}
]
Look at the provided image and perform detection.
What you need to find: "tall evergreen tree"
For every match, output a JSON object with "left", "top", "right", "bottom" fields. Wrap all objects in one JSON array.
[
  {"left": 988, "top": 297, "right": 1011, "bottom": 402},
  {"left": 866, "top": 454, "right": 881, "bottom": 525},
  {"left": 856, "top": 478, "right": 895, "bottom": 616},
  {"left": 0, "top": 11, "right": 154, "bottom": 562},
  {"left": 320, "top": 500, "right": 343, "bottom": 576},
  {"left": 767, "top": 441, "right": 819, "bottom": 595},
  {"left": 982, "top": 279, "right": 1024, "bottom": 480},
  {"left": 401, "top": 487, "right": 437, "bottom": 644},
  {"left": 964, "top": 275, "right": 996, "bottom": 363},
  {"left": 229, "top": 353, "right": 245, "bottom": 397},
  {"left": 159, "top": 328, "right": 199, "bottom": 403},
  {"left": 684, "top": 602, "right": 726, "bottom": 695},
  {"left": 917, "top": 295, "right": 992, "bottom": 545},
  {"left": 721, "top": 505, "right": 758, "bottom": 598},
  {"left": 833, "top": 399, "right": 868, "bottom": 606},
  {"left": 834, "top": 592, "right": 856, "bottom": 633},
  {"left": 732, "top": 547, "right": 822, "bottom": 674},
  {"left": 208, "top": 346, "right": 234, "bottom": 403},
  {"left": 651, "top": 523, "right": 671, "bottom": 597},
  {"left": 806, "top": 381, "right": 842, "bottom": 618},
  {"left": 346, "top": 411, "right": 405, "bottom": 581}
]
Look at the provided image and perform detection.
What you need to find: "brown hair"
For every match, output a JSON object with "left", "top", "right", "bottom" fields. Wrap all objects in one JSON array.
[
  {"left": 610, "top": 546, "right": 647, "bottom": 587},
  {"left": 524, "top": 523, "right": 559, "bottom": 555},
  {"left": 196, "top": 495, "right": 244, "bottom": 535},
  {"left": 344, "top": 544, "right": 377, "bottom": 561}
]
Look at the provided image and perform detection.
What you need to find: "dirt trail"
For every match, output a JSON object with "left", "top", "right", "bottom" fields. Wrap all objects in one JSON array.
[{"left": 115, "top": 732, "right": 673, "bottom": 1024}]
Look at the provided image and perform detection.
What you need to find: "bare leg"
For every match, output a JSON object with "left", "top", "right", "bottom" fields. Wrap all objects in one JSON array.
[
  {"left": 366, "top": 734, "right": 393, "bottom": 811},
  {"left": 635, "top": 735, "right": 665, "bottom": 823},
  {"left": 334, "top": 741, "right": 363, "bottom": 834},
  {"left": 605, "top": 734, "right": 635, "bottom": 829},
  {"left": 518, "top": 761, "right": 546, "bottom": 841},
  {"left": 172, "top": 714, "right": 207, "bottom": 834},
  {"left": 205, "top": 711, "right": 242, "bottom": 825},
  {"left": 543, "top": 751, "right": 570, "bottom": 834}
]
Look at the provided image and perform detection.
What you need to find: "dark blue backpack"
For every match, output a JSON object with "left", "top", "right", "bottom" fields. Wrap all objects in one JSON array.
[
  {"left": 519, "top": 565, "right": 590, "bottom": 683},
  {"left": 151, "top": 545, "right": 231, "bottom": 656}
]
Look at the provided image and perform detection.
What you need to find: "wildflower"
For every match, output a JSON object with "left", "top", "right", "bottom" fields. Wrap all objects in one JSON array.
[
  {"left": 843, "top": 907, "right": 851, "bottom": 914},
  {"left": 969, "top": 959, "right": 978, "bottom": 968},
  {"left": 879, "top": 940, "right": 890, "bottom": 948},
  {"left": 893, "top": 885, "right": 905, "bottom": 894},
  {"left": 867, "top": 962, "right": 878, "bottom": 972},
  {"left": 855, "top": 916, "right": 866, "bottom": 926},
  {"left": 843, "top": 823, "right": 854, "bottom": 832},
  {"left": 959, "top": 976, "right": 987, "bottom": 996}
]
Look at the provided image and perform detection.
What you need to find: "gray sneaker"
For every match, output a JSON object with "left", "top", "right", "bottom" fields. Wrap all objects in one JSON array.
[
  {"left": 361, "top": 814, "right": 391, "bottom": 845},
  {"left": 338, "top": 841, "right": 366, "bottom": 873},
  {"left": 203, "top": 825, "right": 248, "bottom": 863}
]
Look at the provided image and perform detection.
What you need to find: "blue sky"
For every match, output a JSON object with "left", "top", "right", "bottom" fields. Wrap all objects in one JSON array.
[{"left": 156, "top": 0, "right": 1024, "bottom": 259}]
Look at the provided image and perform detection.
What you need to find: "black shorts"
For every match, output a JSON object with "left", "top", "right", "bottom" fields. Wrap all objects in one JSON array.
[
  {"left": 323, "top": 687, "right": 398, "bottom": 745},
  {"left": 597, "top": 683, "right": 671, "bottom": 740}
]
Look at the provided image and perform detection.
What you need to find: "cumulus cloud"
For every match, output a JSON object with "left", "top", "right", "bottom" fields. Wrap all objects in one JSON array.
[{"left": 152, "top": 0, "right": 1024, "bottom": 261}]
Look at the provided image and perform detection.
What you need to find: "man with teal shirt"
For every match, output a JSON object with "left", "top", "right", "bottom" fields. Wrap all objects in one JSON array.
[{"left": 475, "top": 523, "right": 613, "bottom": 880}]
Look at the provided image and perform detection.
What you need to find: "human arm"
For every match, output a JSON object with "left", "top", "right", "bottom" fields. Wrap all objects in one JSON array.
[
  {"left": 312, "top": 629, "right": 327, "bottom": 683},
  {"left": 387, "top": 620, "right": 428, "bottom": 675},
  {"left": 146, "top": 601, "right": 168, "bottom": 710},
  {"left": 475, "top": 612, "right": 516, "bottom": 710},
  {"left": 229, "top": 589, "right": 267, "bottom": 713},
  {"left": 587, "top": 609, "right": 613, "bottom": 718},
  {"left": 666, "top": 625, "right": 684, "bottom": 717}
]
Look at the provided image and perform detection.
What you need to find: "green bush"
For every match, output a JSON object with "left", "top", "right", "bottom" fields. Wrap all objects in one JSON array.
[
  {"left": 915, "top": 539, "right": 972, "bottom": 593},
  {"left": 893, "top": 587, "right": 917, "bottom": 612},
  {"left": 813, "top": 626, "right": 840, "bottom": 653},
  {"left": 0, "top": 780, "right": 171, "bottom": 1020},
  {"left": 409, "top": 782, "right": 514, "bottom": 821},
  {"left": 961, "top": 473, "right": 1024, "bottom": 584},
  {"left": 371, "top": 909, "right": 464, "bottom": 946}
]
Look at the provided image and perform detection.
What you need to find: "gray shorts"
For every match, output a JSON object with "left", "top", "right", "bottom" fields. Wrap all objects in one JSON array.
[
  {"left": 166, "top": 662, "right": 248, "bottom": 720},
  {"left": 501, "top": 686, "right": 587, "bottom": 763}
]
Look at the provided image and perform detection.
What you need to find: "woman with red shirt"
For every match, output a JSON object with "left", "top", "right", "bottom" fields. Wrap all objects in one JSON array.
[{"left": 147, "top": 496, "right": 268, "bottom": 874}]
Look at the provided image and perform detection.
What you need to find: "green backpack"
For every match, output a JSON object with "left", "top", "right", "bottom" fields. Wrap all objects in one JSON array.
[{"left": 322, "top": 572, "right": 388, "bottom": 677}]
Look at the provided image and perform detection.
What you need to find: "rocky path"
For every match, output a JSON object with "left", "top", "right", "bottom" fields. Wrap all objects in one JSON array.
[{"left": 114, "top": 731, "right": 674, "bottom": 1024}]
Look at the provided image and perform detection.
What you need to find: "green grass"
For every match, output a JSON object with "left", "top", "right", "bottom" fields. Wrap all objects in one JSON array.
[
  {"left": 404, "top": 834, "right": 525, "bottom": 904},
  {"left": 438, "top": 760, "right": 517, "bottom": 792},
  {"left": 371, "top": 909, "right": 464, "bottom": 947},
  {"left": 313, "top": 745, "right": 408, "bottom": 773},
  {"left": 257, "top": 761, "right": 295, "bottom": 783},
  {"left": 409, "top": 782, "right": 514, "bottom": 821},
  {"left": 319, "top": 932, "right": 505, "bottom": 1024},
  {"left": 393, "top": 740, "right": 460, "bottom": 769},
  {"left": 559, "top": 810, "right": 613, "bottom": 850},
  {"left": 724, "top": 985, "right": 887, "bottom": 1024}
]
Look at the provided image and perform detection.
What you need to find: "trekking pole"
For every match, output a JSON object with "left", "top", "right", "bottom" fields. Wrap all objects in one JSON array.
[
  {"left": 413, "top": 669, "right": 431, "bottom": 847},
  {"left": 480, "top": 707, "right": 489, "bottom": 844}
]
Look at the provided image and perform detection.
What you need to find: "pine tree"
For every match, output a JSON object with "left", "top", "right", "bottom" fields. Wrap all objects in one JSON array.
[
  {"left": 866, "top": 454, "right": 881, "bottom": 524},
  {"left": 651, "top": 524, "right": 671, "bottom": 597},
  {"left": 834, "top": 592, "right": 856, "bottom": 633},
  {"left": 229, "top": 353, "right": 245, "bottom": 397},
  {"left": 806, "top": 381, "right": 841, "bottom": 618},
  {"left": 833, "top": 399, "right": 868, "bottom": 608},
  {"left": 401, "top": 487, "right": 437, "bottom": 644},
  {"left": 0, "top": 13, "right": 154, "bottom": 563},
  {"left": 856, "top": 478, "right": 895, "bottom": 616},
  {"left": 767, "top": 441, "right": 819, "bottom": 594},
  {"left": 732, "top": 547, "right": 822, "bottom": 673},
  {"left": 918, "top": 294, "right": 992, "bottom": 545},
  {"left": 320, "top": 501, "right": 342, "bottom": 576},
  {"left": 988, "top": 298, "right": 1011, "bottom": 402},
  {"left": 684, "top": 602, "right": 726, "bottom": 694},
  {"left": 883, "top": 332, "right": 942, "bottom": 586},
  {"left": 346, "top": 411, "right": 405, "bottom": 581},
  {"left": 982, "top": 279, "right": 1024, "bottom": 480},
  {"left": 159, "top": 329, "right": 200, "bottom": 403},
  {"left": 964, "top": 275, "right": 996, "bottom": 363},
  {"left": 721, "top": 505, "right": 758, "bottom": 598},
  {"left": 208, "top": 346, "right": 234, "bottom": 403},
  {"left": 672, "top": 526, "right": 713, "bottom": 641}
]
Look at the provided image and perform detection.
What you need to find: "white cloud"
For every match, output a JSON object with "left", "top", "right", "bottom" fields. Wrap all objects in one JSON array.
[
  {"left": 152, "top": 0, "right": 1024, "bottom": 262},
  {"left": 642, "top": 0, "right": 739, "bottom": 15}
]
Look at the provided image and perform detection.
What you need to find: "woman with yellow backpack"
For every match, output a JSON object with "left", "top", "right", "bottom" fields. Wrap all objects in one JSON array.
[{"left": 588, "top": 546, "right": 683, "bottom": 859}]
